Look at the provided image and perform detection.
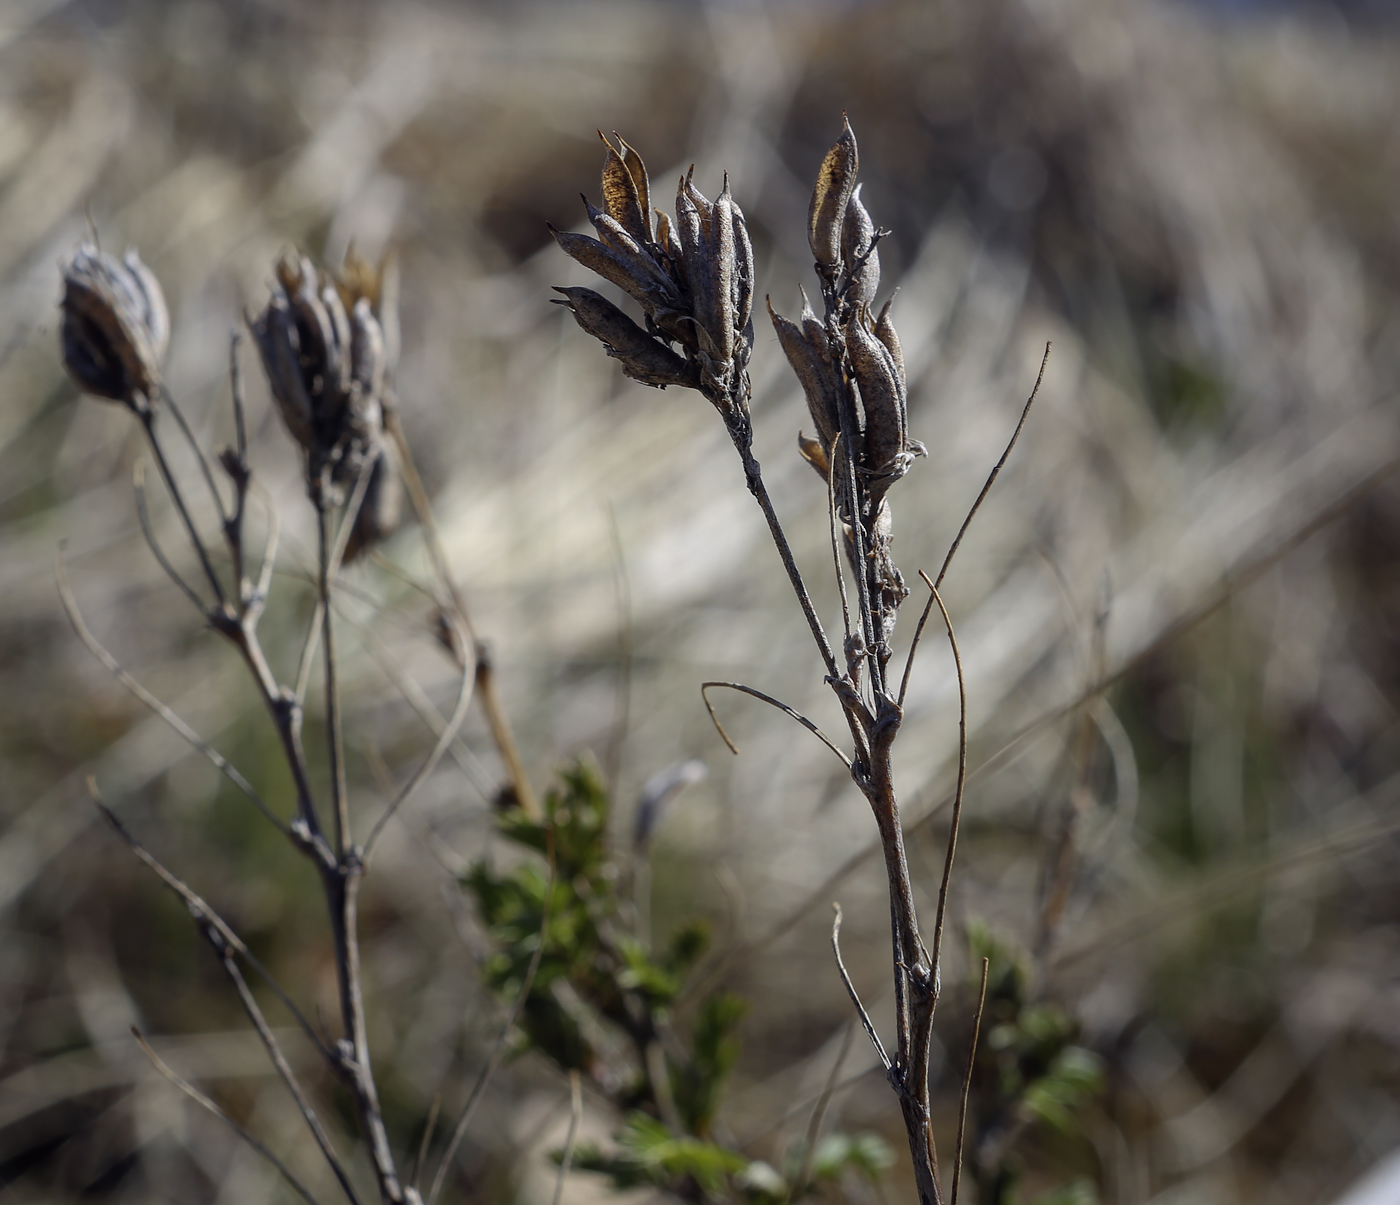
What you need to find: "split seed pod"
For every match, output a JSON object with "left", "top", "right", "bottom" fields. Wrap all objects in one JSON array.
[
  {"left": 60, "top": 245, "right": 169, "bottom": 410},
  {"left": 807, "top": 116, "right": 859, "bottom": 270}
]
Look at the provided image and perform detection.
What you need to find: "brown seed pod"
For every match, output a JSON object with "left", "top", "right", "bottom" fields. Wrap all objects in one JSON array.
[
  {"left": 846, "top": 310, "right": 911, "bottom": 501},
  {"left": 60, "top": 245, "right": 170, "bottom": 408},
  {"left": 552, "top": 286, "right": 698, "bottom": 388},
  {"left": 874, "top": 292, "right": 905, "bottom": 388},
  {"left": 583, "top": 199, "right": 674, "bottom": 296},
  {"left": 807, "top": 116, "right": 859, "bottom": 269},
  {"left": 600, "top": 131, "right": 651, "bottom": 247},
  {"left": 549, "top": 226, "right": 676, "bottom": 314},
  {"left": 769, "top": 295, "right": 841, "bottom": 449},
  {"left": 842, "top": 185, "right": 880, "bottom": 309},
  {"left": 730, "top": 194, "right": 755, "bottom": 345},
  {"left": 704, "top": 177, "right": 737, "bottom": 361}
]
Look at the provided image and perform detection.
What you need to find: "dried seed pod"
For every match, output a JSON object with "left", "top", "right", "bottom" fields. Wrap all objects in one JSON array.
[
  {"left": 674, "top": 173, "right": 709, "bottom": 334},
  {"left": 768, "top": 295, "right": 841, "bottom": 449},
  {"left": 583, "top": 199, "right": 674, "bottom": 297},
  {"left": 873, "top": 292, "right": 904, "bottom": 388},
  {"left": 60, "top": 245, "right": 170, "bottom": 408},
  {"left": 349, "top": 298, "right": 386, "bottom": 407},
  {"left": 550, "top": 226, "right": 676, "bottom": 315},
  {"left": 846, "top": 310, "right": 912, "bottom": 503},
  {"left": 730, "top": 194, "right": 755, "bottom": 345},
  {"left": 250, "top": 250, "right": 387, "bottom": 500},
  {"left": 345, "top": 443, "right": 403, "bottom": 562},
  {"left": 248, "top": 294, "right": 316, "bottom": 452},
  {"left": 842, "top": 185, "right": 880, "bottom": 309},
  {"left": 704, "top": 177, "right": 737, "bottom": 362},
  {"left": 600, "top": 131, "right": 651, "bottom": 247},
  {"left": 553, "top": 287, "right": 698, "bottom": 388},
  {"left": 807, "top": 116, "right": 859, "bottom": 269}
]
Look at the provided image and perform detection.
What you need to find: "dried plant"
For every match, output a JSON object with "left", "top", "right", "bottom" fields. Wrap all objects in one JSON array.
[
  {"left": 555, "top": 120, "right": 1048, "bottom": 1205},
  {"left": 54, "top": 242, "right": 541, "bottom": 1205}
]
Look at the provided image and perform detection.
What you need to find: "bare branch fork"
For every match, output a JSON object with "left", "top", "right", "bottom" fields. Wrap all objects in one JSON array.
[{"left": 552, "top": 122, "right": 1043, "bottom": 1205}]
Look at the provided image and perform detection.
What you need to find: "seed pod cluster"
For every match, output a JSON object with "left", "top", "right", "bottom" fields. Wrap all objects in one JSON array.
[
  {"left": 249, "top": 251, "right": 388, "bottom": 507},
  {"left": 552, "top": 132, "right": 755, "bottom": 417},
  {"left": 773, "top": 121, "right": 925, "bottom": 510},
  {"left": 60, "top": 245, "right": 170, "bottom": 412}
]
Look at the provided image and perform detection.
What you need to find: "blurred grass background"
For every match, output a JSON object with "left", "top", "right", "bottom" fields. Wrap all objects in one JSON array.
[{"left": 2, "top": 0, "right": 1400, "bottom": 1201}]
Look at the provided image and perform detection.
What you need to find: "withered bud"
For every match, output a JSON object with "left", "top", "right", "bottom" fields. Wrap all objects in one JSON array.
[
  {"left": 344, "top": 443, "right": 403, "bottom": 562},
  {"left": 249, "top": 250, "right": 385, "bottom": 501},
  {"left": 553, "top": 286, "right": 699, "bottom": 389},
  {"left": 807, "top": 116, "right": 859, "bottom": 269},
  {"left": 842, "top": 185, "right": 880, "bottom": 309},
  {"left": 60, "top": 244, "right": 169, "bottom": 410}
]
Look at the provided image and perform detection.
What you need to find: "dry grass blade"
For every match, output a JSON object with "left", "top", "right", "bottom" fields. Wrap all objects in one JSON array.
[{"left": 794, "top": 1021, "right": 856, "bottom": 1198}]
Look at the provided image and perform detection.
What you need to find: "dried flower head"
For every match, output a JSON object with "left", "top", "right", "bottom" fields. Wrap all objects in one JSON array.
[
  {"left": 248, "top": 250, "right": 386, "bottom": 505},
  {"left": 60, "top": 244, "right": 169, "bottom": 411},
  {"left": 552, "top": 132, "right": 755, "bottom": 418}
]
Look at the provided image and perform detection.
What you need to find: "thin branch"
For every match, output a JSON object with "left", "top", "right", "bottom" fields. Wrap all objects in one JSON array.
[
  {"left": 831, "top": 904, "right": 890, "bottom": 1071},
  {"left": 133, "top": 462, "right": 211, "bottom": 616},
  {"left": 920, "top": 573, "right": 967, "bottom": 982},
  {"left": 700, "top": 681, "right": 851, "bottom": 768},
  {"left": 219, "top": 932, "right": 365, "bottom": 1205},
  {"left": 58, "top": 553, "right": 287, "bottom": 836},
  {"left": 411, "top": 1095, "right": 442, "bottom": 1193},
  {"left": 132, "top": 1028, "right": 324, "bottom": 1205},
  {"left": 160, "top": 384, "right": 230, "bottom": 525},
  {"left": 951, "top": 958, "right": 989, "bottom": 1205},
  {"left": 318, "top": 501, "right": 351, "bottom": 855},
  {"left": 95, "top": 794, "right": 361, "bottom": 1202},
  {"left": 551, "top": 1071, "right": 583, "bottom": 1205},
  {"left": 729, "top": 425, "right": 839, "bottom": 680},
  {"left": 230, "top": 330, "right": 248, "bottom": 462},
  {"left": 795, "top": 1021, "right": 856, "bottom": 1198},
  {"left": 827, "top": 433, "right": 852, "bottom": 647},
  {"left": 91, "top": 793, "right": 335, "bottom": 1063},
  {"left": 364, "top": 614, "right": 476, "bottom": 860},
  {"left": 934, "top": 342, "right": 1049, "bottom": 591},
  {"left": 139, "top": 408, "right": 228, "bottom": 607},
  {"left": 428, "top": 828, "right": 558, "bottom": 1205}
]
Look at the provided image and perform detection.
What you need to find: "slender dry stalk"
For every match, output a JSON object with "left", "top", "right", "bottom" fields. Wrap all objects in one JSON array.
[{"left": 553, "top": 121, "right": 1025, "bottom": 1205}]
